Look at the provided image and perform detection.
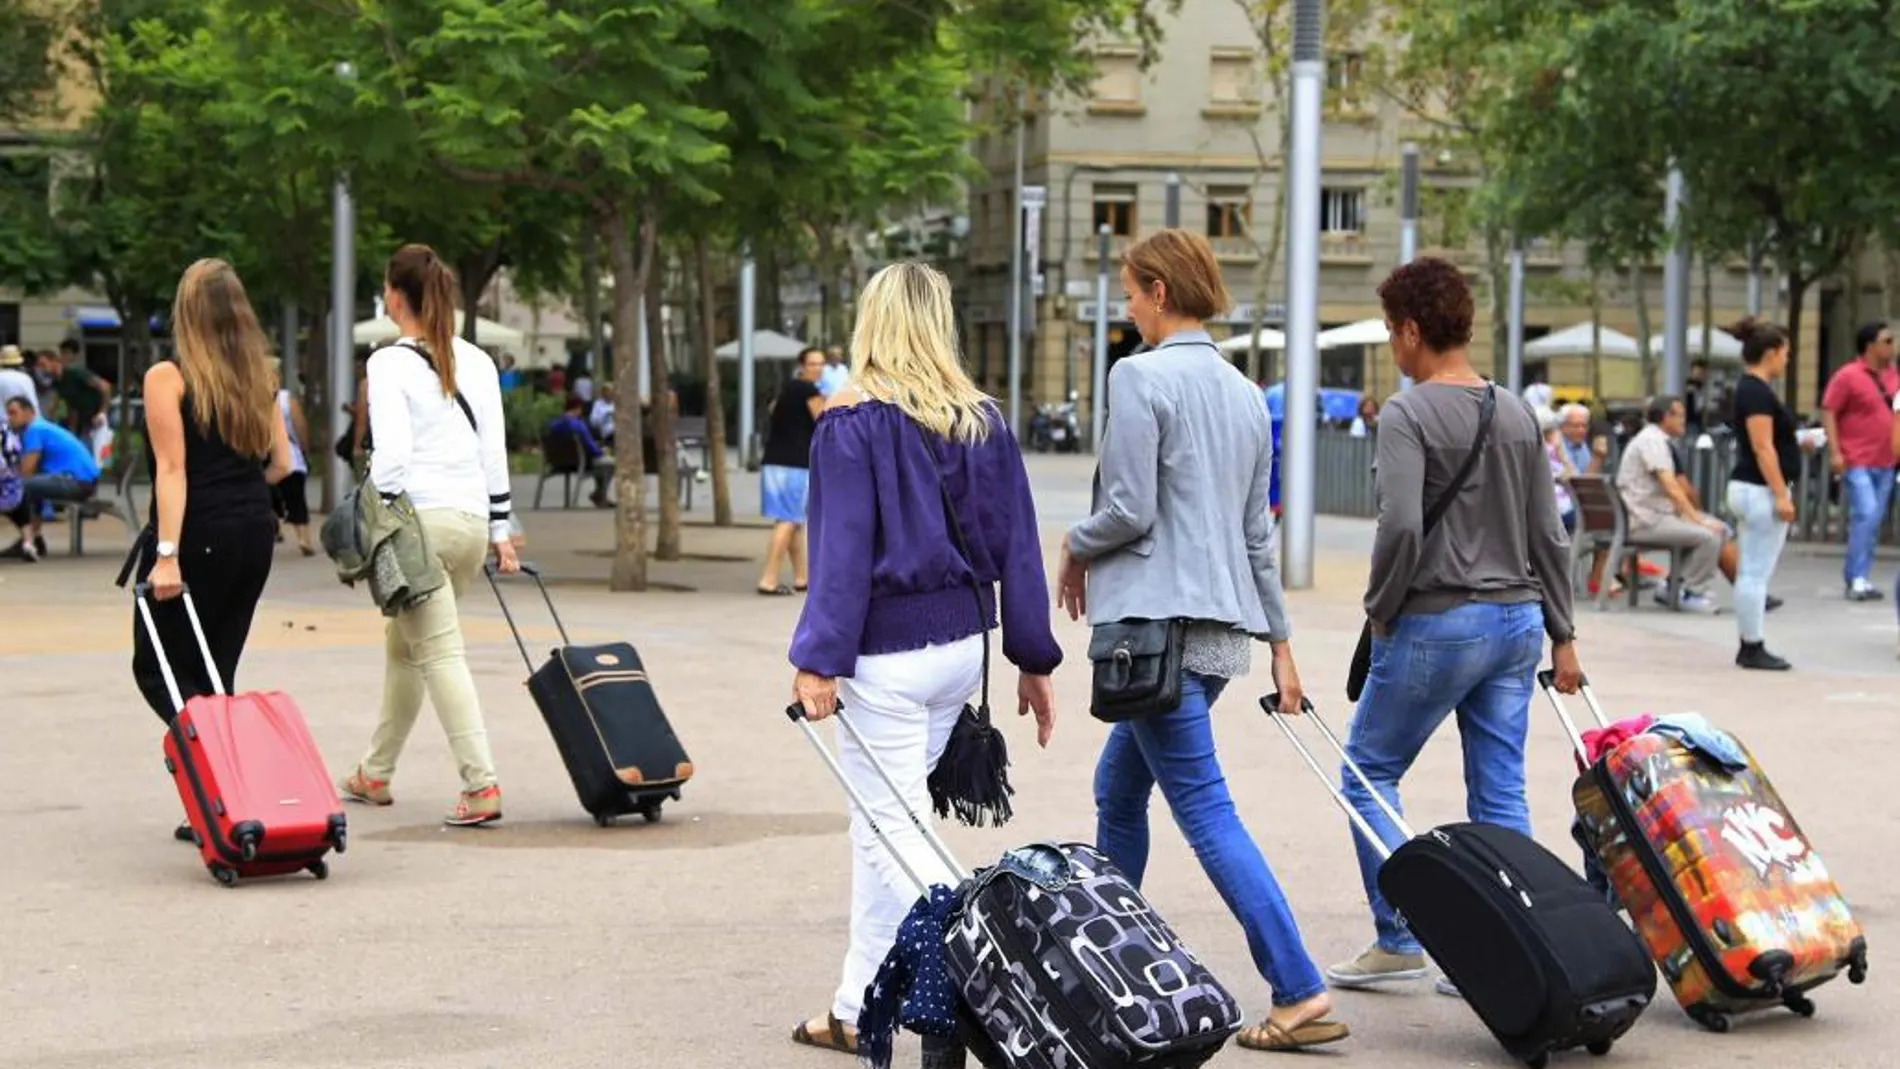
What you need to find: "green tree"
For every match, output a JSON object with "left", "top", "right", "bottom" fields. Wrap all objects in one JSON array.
[{"left": 367, "top": 0, "right": 729, "bottom": 591}]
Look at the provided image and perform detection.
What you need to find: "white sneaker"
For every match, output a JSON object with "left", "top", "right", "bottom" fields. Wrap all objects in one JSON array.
[
  {"left": 1677, "top": 591, "right": 1717, "bottom": 614},
  {"left": 1434, "top": 975, "right": 1462, "bottom": 998}
]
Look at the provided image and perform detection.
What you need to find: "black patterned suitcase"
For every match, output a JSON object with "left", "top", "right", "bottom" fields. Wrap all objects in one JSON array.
[
  {"left": 487, "top": 564, "right": 693, "bottom": 825},
  {"left": 787, "top": 702, "right": 1241, "bottom": 1069}
]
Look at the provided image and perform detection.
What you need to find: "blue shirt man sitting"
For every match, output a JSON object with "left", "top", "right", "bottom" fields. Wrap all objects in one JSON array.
[
  {"left": 546, "top": 394, "right": 611, "bottom": 508},
  {"left": 5, "top": 395, "right": 101, "bottom": 561}
]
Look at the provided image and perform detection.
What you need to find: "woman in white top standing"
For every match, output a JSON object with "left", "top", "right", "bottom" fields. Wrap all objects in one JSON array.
[
  {"left": 268, "top": 356, "right": 315, "bottom": 556},
  {"left": 339, "top": 243, "right": 520, "bottom": 827}
]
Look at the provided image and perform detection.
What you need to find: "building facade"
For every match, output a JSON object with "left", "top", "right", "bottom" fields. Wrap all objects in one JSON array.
[{"left": 957, "top": 0, "right": 1886, "bottom": 425}]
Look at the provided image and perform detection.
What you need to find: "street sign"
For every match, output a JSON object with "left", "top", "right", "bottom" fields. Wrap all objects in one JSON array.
[{"left": 1021, "top": 184, "right": 1046, "bottom": 209}]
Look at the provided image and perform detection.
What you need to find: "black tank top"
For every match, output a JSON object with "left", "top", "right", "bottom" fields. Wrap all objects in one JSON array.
[{"left": 144, "top": 390, "right": 273, "bottom": 530}]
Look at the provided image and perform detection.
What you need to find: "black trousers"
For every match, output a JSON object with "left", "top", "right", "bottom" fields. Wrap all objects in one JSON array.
[
  {"left": 271, "top": 470, "right": 311, "bottom": 526},
  {"left": 131, "top": 516, "right": 276, "bottom": 722}
]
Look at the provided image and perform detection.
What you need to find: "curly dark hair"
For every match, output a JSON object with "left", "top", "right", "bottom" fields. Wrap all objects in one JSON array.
[{"left": 1377, "top": 257, "right": 1474, "bottom": 352}]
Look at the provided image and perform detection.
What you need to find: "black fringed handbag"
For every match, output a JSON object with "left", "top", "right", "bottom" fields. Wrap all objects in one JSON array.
[{"left": 923, "top": 431, "right": 1014, "bottom": 829}]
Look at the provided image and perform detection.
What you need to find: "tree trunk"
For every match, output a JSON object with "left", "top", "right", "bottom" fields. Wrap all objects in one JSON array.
[
  {"left": 695, "top": 235, "right": 734, "bottom": 526},
  {"left": 1785, "top": 273, "right": 1808, "bottom": 411},
  {"left": 816, "top": 224, "right": 847, "bottom": 346},
  {"left": 1633, "top": 262, "right": 1654, "bottom": 396},
  {"left": 1486, "top": 225, "right": 1510, "bottom": 380},
  {"left": 647, "top": 247, "right": 682, "bottom": 561},
  {"left": 457, "top": 239, "right": 506, "bottom": 343},
  {"left": 763, "top": 242, "right": 784, "bottom": 332},
  {"left": 605, "top": 201, "right": 654, "bottom": 592},
  {"left": 1884, "top": 241, "right": 1900, "bottom": 319},
  {"left": 582, "top": 225, "right": 605, "bottom": 383}
]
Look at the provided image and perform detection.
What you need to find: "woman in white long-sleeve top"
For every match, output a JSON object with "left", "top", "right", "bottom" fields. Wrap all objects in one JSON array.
[{"left": 338, "top": 243, "right": 521, "bottom": 827}]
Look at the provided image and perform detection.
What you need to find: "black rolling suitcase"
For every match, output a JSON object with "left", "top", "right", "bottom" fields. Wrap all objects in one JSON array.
[
  {"left": 486, "top": 563, "right": 693, "bottom": 825},
  {"left": 1265, "top": 695, "right": 1654, "bottom": 1069}
]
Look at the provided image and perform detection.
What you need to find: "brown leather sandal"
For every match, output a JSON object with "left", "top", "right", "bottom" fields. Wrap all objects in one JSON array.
[
  {"left": 791, "top": 1013, "right": 858, "bottom": 1054},
  {"left": 1235, "top": 1018, "right": 1350, "bottom": 1052}
]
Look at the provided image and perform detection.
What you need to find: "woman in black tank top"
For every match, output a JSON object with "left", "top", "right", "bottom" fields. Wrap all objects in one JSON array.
[{"left": 126, "top": 261, "right": 291, "bottom": 840}]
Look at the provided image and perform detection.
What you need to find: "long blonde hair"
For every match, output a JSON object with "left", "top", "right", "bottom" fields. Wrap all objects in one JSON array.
[
  {"left": 170, "top": 258, "right": 276, "bottom": 458},
  {"left": 850, "top": 261, "right": 992, "bottom": 442}
]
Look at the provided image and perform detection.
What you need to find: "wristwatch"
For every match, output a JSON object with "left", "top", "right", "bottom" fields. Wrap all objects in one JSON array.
[{"left": 155, "top": 540, "right": 178, "bottom": 559}]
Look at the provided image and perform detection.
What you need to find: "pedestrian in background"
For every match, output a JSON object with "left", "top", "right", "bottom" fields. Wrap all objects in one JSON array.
[
  {"left": 123, "top": 259, "right": 292, "bottom": 842},
  {"left": 787, "top": 261, "right": 1059, "bottom": 1056},
  {"left": 268, "top": 357, "right": 315, "bottom": 557},
  {"left": 1058, "top": 228, "right": 1346, "bottom": 1053},
  {"left": 1328, "top": 257, "right": 1581, "bottom": 997},
  {"left": 756, "top": 346, "right": 825, "bottom": 596},
  {"left": 338, "top": 243, "right": 518, "bottom": 827},
  {"left": 1726, "top": 317, "right": 1801, "bottom": 671},
  {"left": 1819, "top": 321, "right": 1895, "bottom": 602}
]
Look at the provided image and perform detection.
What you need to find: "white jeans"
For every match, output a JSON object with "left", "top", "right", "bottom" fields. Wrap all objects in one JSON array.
[
  {"left": 1726, "top": 481, "right": 1790, "bottom": 644},
  {"left": 831, "top": 636, "right": 984, "bottom": 1023}
]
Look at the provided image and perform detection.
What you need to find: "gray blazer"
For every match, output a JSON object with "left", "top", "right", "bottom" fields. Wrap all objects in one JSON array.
[{"left": 1067, "top": 332, "right": 1291, "bottom": 641}]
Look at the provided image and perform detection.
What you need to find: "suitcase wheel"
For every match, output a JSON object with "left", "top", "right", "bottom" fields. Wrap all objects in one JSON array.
[
  {"left": 307, "top": 860, "right": 329, "bottom": 881},
  {"left": 1689, "top": 1007, "right": 1731, "bottom": 1033},
  {"left": 210, "top": 865, "right": 239, "bottom": 889},
  {"left": 163, "top": 758, "right": 174, "bottom": 775},
  {"left": 1850, "top": 963, "right": 1867, "bottom": 985},
  {"left": 642, "top": 804, "right": 663, "bottom": 824},
  {"left": 1587, "top": 1040, "right": 1613, "bottom": 1056},
  {"left": 594, "top": 813, "right": 619, "bottom": 828},
  {"left": 1783, "top": 994, "right": 1816, "bottom": 1019},
  {"left": 1527, "top": 1054, "right": 1548, "bottom": 1069}
]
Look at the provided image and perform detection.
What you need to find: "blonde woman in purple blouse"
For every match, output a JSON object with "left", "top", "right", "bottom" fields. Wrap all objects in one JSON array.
[{"left": 786, "top": 261, "right": 1062, "bottom": 1056}]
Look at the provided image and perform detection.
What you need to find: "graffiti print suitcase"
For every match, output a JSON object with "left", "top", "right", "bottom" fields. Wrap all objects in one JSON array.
[
  {"left": 137, "top": 586, "right": 346, "bottom": 888},
  {"left": 487, "top": 564, "right": 693, "bottom": 826},
  {"left": 1539, "top": 673, "right": 1869, "bottom": 1032},
  {"left": 786, "top": 702, "right": 1242, "bottom": 1069},
  {"left": 1268, "top": 695, "right": 1653, "bottom": 1069}
]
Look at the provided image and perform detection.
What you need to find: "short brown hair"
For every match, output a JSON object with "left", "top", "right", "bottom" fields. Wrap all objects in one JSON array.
[
  {"left": 1377, "top": 257, "right": 1473, "bottom": 352},
  {"left": 1123, "top": 229, "right": 1231, "bottom": 321}
]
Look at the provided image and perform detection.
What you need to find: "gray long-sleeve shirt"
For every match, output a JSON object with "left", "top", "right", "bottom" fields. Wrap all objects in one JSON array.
[{"left": 1365, "top": 383, "right": 1575, "bottom": 642}]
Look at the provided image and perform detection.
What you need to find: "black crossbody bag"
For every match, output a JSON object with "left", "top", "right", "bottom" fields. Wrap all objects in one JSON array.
[{"left": 1345, "top": 384, "right": 1497, "bottom": 701}]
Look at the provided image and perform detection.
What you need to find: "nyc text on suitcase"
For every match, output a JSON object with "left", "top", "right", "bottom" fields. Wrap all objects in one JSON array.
[
  {"left": 136, "top": 585, "right": 346, "bottom": 888},
  {"left": 487, "top": 563, "right": 692, "bottom": 826},
  {"left": 1540, "top": 673, "right": 1869, "bottom": 1032},
  {"left": 1267, "top": 695, "right": 1653, "bottom": 1069},
  {"left": 785, "top": 702, "right": 1242, "bottom": 1069}
]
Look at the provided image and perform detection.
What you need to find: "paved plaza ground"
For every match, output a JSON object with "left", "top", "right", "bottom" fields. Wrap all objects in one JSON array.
[{"left": 0, "top": 454, "right": 1893, "bottom": 1068}]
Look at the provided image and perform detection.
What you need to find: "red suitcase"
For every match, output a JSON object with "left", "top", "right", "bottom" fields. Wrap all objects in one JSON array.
[{"left": 137, "top": 586, "right": 347, "bottom": 887}]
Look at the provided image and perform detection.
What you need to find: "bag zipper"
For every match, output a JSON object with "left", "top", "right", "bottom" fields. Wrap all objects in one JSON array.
[{"left": 1591, "top": 760, "right": 1763, "bottom": 1001}]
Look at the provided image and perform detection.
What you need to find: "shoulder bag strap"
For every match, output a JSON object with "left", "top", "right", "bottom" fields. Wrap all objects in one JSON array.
[
  {"left": 392, "top": 341, "right": 478, "bottom": 433},
  {"left": 1864, "top": 362, "right": 1894, "bottom": 408},
  {"left": 915, "top": 421, "right": 991, "bottom": 714},
  {"left": 1419, "top": 383, "right": 1498, "bottom": 538}
]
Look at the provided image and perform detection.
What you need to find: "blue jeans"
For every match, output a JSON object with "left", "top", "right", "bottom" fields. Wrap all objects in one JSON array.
[
  {"left": 1840, "top": 467, "right": 1893, "bottom": 588},
  {"left": 1341, "top": 601, "right": 1544, "bottom": 955},
  {"left": 1093, "top": 672, "right": 1327, "bottom": 1006},
  {"left": 1727, "top": 481, "right": 1790, "bottom": 644}
]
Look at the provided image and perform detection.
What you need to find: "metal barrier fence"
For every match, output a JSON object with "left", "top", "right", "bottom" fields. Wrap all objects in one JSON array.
[{"left": 1311, "top": 427, "right": 1900, "bottom": 546}]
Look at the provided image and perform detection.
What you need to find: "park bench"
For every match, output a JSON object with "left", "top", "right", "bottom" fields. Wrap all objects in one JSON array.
[{"left": 1567, "top": 474, "right": 1685, "bottom": 612}]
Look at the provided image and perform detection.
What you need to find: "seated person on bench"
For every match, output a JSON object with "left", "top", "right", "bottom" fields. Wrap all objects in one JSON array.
[
  {"left": 4, "top": 395, "right": 101, "bottom": 561},
  {"left": 547, "top": 394, "right": 611, "bottom": 508},
  {"left": 1613, "top": 395, "right": 1768, "bottom": 613}
]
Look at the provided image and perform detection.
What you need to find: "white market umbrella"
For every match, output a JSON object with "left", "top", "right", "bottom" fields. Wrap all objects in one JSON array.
[
  {"left": 1218, "top": 327, "right": 1287, "bottom": 353},
  {"left": 1649, "top": 329, "right": 1743, "bottom": 363},
  {"left": 353, "top": 311, "right": 527, "bottom": 352},
  {"left": 715, "top": 329, "right": 810, "bottom": 361},
  {"left": 1524, "top": 323, "right": 1641, "bottom": 359},
  {"left": 1316, "top": 318, "right": 1390, "bottom": 349}
]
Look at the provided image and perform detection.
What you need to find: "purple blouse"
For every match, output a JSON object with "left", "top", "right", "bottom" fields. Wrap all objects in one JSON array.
[{"left": 788, "top": 400, "right": 1063, "bottom": 680}]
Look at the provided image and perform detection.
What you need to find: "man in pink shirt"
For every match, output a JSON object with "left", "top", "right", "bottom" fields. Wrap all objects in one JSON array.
[{"left": 1821, "top": 322, "right": 1897, "bottom": 600}]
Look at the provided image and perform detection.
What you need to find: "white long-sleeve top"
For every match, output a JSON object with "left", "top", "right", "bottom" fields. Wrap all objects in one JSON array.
[{"left": 367, "top": 335, "right": 513, "bottom": 543}]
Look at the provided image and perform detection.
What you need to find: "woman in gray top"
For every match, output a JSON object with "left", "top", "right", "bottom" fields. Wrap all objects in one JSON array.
[
  {"left": 1057, "top": 229, "right": 1346, "bottom": 1052},
  {"left": 1325, "top": 257, "right": 1585, "bottom": 995}
]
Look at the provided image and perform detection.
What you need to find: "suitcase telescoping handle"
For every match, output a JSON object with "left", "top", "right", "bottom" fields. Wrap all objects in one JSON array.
[
  {"left": 132, "top": 583, "right": 226, "bottom": 715},
  {"left": 784, "top": 702, "right": 972, "bottom": 895},
  {"left": 1534, "top": 670, "right": 1610, "bottom": 765},
  {"left": 1260, "top": 694, "right": 1416, "bottom": 864},
  {"left": 482, "top": 561, "right": 571, "bottom": 674}
]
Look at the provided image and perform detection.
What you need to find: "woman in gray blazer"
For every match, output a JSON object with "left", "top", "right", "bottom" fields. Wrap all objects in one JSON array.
[{"left": 1056, "top": 229, "right": 1345, "bottom": 1053}]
